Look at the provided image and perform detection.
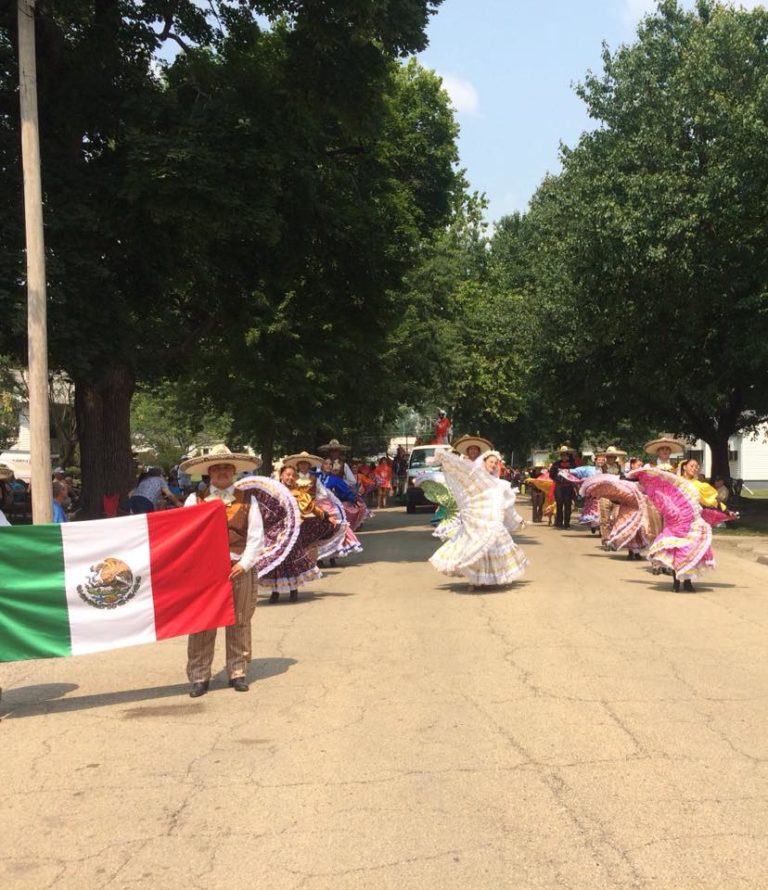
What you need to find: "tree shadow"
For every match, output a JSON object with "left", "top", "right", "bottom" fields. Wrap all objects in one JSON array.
[{"left": 0, "top": 658, "right": 297, "bottom": 720}]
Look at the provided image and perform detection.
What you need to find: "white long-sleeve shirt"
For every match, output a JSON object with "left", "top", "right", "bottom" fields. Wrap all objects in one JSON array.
[{"left": 184, "top": 487, "right": 264, "bottom": 571}]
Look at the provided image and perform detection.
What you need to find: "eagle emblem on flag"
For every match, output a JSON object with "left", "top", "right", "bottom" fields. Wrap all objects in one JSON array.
[{"left": 77, "top": 558, "right": 141, "bottom": 609}]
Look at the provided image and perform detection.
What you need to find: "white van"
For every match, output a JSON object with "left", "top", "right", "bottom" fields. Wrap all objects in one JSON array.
[{"left": 405, "top": 444, "right": 452, "bottom": 513}]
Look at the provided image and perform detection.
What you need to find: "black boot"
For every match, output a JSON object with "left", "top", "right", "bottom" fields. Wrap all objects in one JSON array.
[
  {"left": 672, "top": 578, "right": 680, "bottom": 592},
  {"left": 269, "top": 591, "right": 279, "bottom": 603},
  {"left": 329, "top": 558, "right": 337, "bottom": 568},
  {"left": 289, "top": 589, "right": 298, "bottom": 602},
  {"left": 683, "top": 579, "right": 695, "bottom": 592}
]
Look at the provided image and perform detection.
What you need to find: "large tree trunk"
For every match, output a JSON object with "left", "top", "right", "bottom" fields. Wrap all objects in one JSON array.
[
  {"left": 705, "top": 430, "right": 733, "bottom": 484},
  {"left": 683, "top": 388, "right": 744, "bottom": 484},
  {"left": 74, "top": 365, "right": 135, "bottom": 518}
]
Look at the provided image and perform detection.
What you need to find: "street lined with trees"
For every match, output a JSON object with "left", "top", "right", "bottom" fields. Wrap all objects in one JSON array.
[{"left": 2, "top": 1, "right": 768, "bottom": 504}]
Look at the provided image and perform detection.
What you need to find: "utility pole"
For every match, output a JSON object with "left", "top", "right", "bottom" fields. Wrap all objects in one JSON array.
[{"left": 18, "top": 0, "right": 52, "bottom": 523}]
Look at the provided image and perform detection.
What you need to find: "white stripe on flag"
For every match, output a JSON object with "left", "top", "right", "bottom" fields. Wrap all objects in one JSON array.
[{"left": 62, "top": 514, "right": 157, "bottom": 656}]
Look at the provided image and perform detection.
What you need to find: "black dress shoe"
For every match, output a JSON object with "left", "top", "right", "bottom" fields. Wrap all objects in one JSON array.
[
  {"left": 229, "top": 677, "right": 249, "bottom": 692},
  {"left": 189, "top": 680, "right": 209, "bottom": 698}
]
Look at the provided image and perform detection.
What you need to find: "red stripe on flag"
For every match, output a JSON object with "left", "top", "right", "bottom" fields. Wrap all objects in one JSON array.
[{"left": 147, "top": 501, "right": 234, "bottom": 640}]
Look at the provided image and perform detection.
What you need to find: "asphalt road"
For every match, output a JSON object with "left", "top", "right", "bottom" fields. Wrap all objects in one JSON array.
[{"left": 2, "top": 503, "right": 767, "bottom": 889}]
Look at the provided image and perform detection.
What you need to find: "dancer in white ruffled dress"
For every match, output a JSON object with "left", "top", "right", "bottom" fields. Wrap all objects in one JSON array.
[{"left": 429, "top": 449, "right": 529, "bottom": 589}]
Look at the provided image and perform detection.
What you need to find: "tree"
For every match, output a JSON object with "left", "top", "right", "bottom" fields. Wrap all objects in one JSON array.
[
  {"left": 130, "top": 384, "right": 233, "bottom": 469},
  {"left": 0, "top": 1, "right": 447, "bottom": 513},
  {"left": 520, "top": 0, "right": 768, "bottom": 476},
  {"left": 165, "top": 48, "right": 462, "bottom": 467}
]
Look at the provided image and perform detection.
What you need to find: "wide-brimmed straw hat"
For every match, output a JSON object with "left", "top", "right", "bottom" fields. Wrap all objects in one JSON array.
[
  {"left": 0, "top": 464, "right": 14, "bottom": 481},
  {"left": 317, "top": 438, "right": 350, "bottom": 454},
  {"left": 557, "top": 444, "right": 578, "bottom": 454},
  {"left": 282, "top": 451, "right": 322, "bottom": 470},
  {"left": 643, "top": 435, "right": 686, "bottom": 456},
  {"left": 597, "top": 445, "right": 627, "bottom": 458},
  {"left": 180, "top": 444, "right": 262, "bottom": 476},
  {"left": 453, "top": 435, "right": 493, "bottom": 456}
]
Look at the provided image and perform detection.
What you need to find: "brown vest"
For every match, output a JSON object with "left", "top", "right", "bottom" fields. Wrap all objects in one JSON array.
[{"left": 197, "top": 487, "right": 251, "bottom": 555}]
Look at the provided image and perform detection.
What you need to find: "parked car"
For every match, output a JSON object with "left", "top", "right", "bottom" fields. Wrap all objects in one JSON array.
[{"left": 405, "top": 444, "right": 452, "bottom": 513}]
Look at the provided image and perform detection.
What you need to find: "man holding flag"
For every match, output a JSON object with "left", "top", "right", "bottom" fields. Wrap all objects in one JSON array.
[{"left": 179, "top": 445, "right": 265, "bottom": 698}]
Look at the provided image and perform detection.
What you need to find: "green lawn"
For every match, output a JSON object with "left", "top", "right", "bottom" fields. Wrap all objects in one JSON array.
[{"left": 713, "top": 492, "right": 768, "bottom": 536}]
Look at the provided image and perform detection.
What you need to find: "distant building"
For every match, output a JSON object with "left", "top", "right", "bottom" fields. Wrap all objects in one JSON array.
[
  {"left": 0, "top": 373, "right": 72, "bottom": 481},
  {"left": 688, "top": 426, "right": 768, "bottom": 486}
]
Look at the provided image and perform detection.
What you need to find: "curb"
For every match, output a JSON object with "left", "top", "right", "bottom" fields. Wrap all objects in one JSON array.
[{"left": 715, "top": 535, "right": 768, "bottom": 566}]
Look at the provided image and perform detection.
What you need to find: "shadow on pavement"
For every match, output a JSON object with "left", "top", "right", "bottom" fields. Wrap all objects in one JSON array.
[
  {"left": 258, "top": 591, "right": 354, "bottom": 605},
  {"left": 438, "top": 580, "right": 532, "bottom": 596},
  {"left": 0, "top": 658, "right": 297, "bottom": 719},
  {"left": 623, "top": 578, "right": 737, "bottom": 591}
]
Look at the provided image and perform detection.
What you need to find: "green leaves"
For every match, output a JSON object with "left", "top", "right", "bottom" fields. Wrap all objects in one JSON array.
[{"left": 520, "top": 1, "right": 768, "bottom": 452}]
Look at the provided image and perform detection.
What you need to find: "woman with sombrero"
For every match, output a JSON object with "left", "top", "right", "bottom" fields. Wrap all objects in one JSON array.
[
  {"left": 429, "top": 448, "right": 529, "bottom": 590},
  {"left": 627, "top": 464, "right": 715, "bottom": 593},
  {"left": 595, "top": 445, "right": 627, "bottom": 544},
  {"left": 452, "top": 435, "right": 493, "bottom": 462},
  {"left": 286, "top": 451, "right": 349, "bottom": 564},
  {"left": 259, "top": 452, "right": 338, "bottom": 602},
  {"left": 311, "top": 458, "right": 365, "bottom": 561},
  {"left": 314, "top": 457, "right": 367, "bottom": 533},
  {"left": 317, "top": 438, "right": 357, "bottom": 487}
]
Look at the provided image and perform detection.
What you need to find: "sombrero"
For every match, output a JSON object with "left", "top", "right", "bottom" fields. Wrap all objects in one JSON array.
[
  {"left": 557, "top": 444, "right": 578, "bottom": 454},
  {"left": 282, "top": 451, "right": 323, "bottom": 470},
  {"left": 597, "top": 445, "right": 627, "bottom": 458},
  {"left": 0, "top": 464, "right": 14, "bottom": 481},
  {"left": 643, "top": 435, "right": 686, "bottom": 456},
  {"left": 180, "top": 444, "right": 262, "bottom": 476},
  {"left": 453, "top": 435, "right": 493, "bottom": 456},
  {"left": 317, "top": 438, "right": 350, "bottom": 454}
]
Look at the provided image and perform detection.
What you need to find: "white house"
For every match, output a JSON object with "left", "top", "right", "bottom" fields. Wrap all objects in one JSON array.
[
  {"left": 0, "top": 372, "right": 74, "bottom": 481},
  {"left": 690, "top": 426, "right": 768, "bottom": 486}
]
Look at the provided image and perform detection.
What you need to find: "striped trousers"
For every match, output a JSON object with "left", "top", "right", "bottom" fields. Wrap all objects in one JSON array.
[{"left": 186, "top": 569, "right": 256, "bottom": 683}]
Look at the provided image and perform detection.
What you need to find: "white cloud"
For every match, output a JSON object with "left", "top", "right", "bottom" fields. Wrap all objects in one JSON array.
[{"left": 439, "top": 73, "right": 480, "bottom": 115}]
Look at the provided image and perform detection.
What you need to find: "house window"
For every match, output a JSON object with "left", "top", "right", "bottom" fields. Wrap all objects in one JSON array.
[{"left": 728, "top": 448, "right": 738, "bottom": 462}]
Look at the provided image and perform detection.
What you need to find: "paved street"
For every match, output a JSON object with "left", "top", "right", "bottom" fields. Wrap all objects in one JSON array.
[{"left": 2, "top": 504, "right": 768, "bottom": 889}]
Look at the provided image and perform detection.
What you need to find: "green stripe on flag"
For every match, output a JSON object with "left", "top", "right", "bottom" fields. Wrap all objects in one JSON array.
[{"left": 0, "top": 524, "right": 70, "bottom": 662}]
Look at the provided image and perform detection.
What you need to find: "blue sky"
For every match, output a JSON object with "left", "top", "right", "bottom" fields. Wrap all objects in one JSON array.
[{"left": 418, "top": 0, "right": 764, "bottom": 223}]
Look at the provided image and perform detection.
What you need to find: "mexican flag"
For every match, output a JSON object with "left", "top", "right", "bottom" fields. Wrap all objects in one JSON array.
[{"left": 0, "top": 501, "right": 234, "bottom": 663}]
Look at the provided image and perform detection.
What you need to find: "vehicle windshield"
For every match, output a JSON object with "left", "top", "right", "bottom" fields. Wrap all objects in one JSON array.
[{"left": 409, "top": 448, "right": 439, "bottom": 470}]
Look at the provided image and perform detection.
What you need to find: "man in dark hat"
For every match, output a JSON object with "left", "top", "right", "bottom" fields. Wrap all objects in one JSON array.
[{"left": 548, "top": 446, "right": 579, "bottom": 529}]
